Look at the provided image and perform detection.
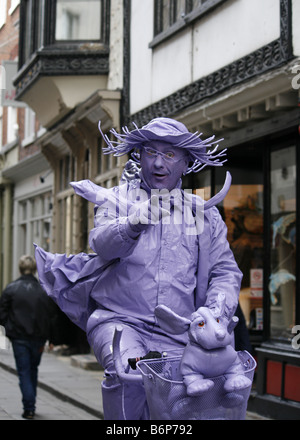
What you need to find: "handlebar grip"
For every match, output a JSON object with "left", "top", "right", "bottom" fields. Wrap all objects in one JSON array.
[{"left": 112, "top": 325, "right": 144, "bottom": 383}]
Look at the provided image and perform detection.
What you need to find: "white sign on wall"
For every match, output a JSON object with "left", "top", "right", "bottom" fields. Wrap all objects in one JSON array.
[{"left": 1, "top": 60, "right": 26, "bottom": 107}]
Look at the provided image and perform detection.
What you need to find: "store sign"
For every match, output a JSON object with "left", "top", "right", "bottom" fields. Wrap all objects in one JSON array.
[{"left": 1, "top": 60, "right": 26, "bottom": 107}]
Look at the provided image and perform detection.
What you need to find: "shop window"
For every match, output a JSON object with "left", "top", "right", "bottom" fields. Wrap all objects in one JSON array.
[
  {"left": 59, "top": 155, "right": 75, "bottom": 191},
  {"left": 57, "top": 187, "right": 89, "bottom": 253},
  {"left": 182, "top": 167, "right": 211, "bottom": 200},
  {"left": 18, "top": 192, "right": 52, "bottom": 256},
  {"left": 57, "top": 196, "right": 74, "bottom": 253},
  {"left": 214, "top": 144, "right": 264, "bottom": 334},
  {"left": 183, "top": 142, "right": 264, "bottom": 339},
  {"left": 269, "top": 146, "right": 296, "bottom": 339}
]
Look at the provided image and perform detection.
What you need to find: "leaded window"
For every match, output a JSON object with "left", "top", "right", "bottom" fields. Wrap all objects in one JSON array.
[{"left": 153, "top": 0, "right": 226, "bottom": 44}]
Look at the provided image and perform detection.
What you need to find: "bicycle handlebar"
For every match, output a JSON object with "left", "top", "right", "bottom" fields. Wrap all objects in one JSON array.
[{"left": 112, "top": 325, "right": 144, "bottom": 383}]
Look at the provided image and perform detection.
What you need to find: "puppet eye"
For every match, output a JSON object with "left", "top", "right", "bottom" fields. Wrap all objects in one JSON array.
[
  {"left": 198, "top": 321, "right": 205, "bottom": 327},
  {"left": 216, "top": 318, "right": 220, "bottom": 323}
]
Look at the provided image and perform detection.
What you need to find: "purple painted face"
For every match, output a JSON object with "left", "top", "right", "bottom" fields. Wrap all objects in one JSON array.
[{"left": 140, "top": 141, "right": 189, "bottom": 191}]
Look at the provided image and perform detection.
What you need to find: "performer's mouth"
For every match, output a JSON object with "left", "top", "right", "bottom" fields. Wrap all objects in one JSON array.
[{"left": 153, "top": 172, "right": 168, "bottom": 179}]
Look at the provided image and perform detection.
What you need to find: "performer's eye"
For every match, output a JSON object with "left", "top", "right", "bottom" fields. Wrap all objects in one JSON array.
[
  {"left": 165, "top": 151, "right": 175, "bottom": 159},
  {"left": 198, "top": 321, "right": 205, "bottom": 327},
  {"left": 146, "top": 148, "right": 156, "bottom": 156}
]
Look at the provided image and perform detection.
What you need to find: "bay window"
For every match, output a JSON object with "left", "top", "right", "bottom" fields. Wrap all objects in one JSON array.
[
  {"left": 15, "top": 0, "right": 110, "bottom": 98},
  {"left": 55, "top": 0, "right": 102, "bottom": 41}
]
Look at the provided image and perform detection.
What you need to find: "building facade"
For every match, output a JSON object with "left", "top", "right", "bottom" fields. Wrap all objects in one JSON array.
[
  {"left": 1, "top": 0, "right": 125, "bottom": 353},
  {"left": 0, "top": 0, "right": 52, "bottom": 288}
]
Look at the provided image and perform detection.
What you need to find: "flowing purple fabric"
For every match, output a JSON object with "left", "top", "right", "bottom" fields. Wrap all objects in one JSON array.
[{"left": 34, "top": 246, "right": 111, "bottom": 331}]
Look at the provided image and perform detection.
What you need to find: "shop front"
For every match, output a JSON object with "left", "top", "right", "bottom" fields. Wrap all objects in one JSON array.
[{"left": 182, "top": 118, "right": 300, "bottom": 419}]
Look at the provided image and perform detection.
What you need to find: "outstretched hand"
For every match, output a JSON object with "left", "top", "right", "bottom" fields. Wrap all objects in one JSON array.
[{"left": 128, "top": 195, "right": 170, "bottom": 233}]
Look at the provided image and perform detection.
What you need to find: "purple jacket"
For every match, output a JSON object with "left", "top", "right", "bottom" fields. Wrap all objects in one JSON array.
[{"left": 35, "top": 173, "right": 242, "bottom": 333}]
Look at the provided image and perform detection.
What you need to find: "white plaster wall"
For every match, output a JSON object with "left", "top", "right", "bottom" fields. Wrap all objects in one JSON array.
[
  {"left": 292, "top": 0, "right": 300, "bottom": 56},
  {"left": 108, "top": 0, "right": 124, "bottom": 90},
  {"left": 152, "top": 29, "right": 192, "bottom": 103},
  {"left": 193, "top": 0, "right": 280, "bottom": 79},
  {"left": 130, "top": 0, "right": 282, "bottom": 115}
]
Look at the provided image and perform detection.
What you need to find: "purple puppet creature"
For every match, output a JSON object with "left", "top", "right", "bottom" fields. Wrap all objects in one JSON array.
[
  {"left": 155, "top": 293, "right": 252, "bottom": 397},
  {"left": 35, "top": 117, "right": 244, "bottom": 420}
]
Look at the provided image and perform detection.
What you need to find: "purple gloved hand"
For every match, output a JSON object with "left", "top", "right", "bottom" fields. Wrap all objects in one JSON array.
[{"left": 127, "top": 194, "right": 170, "bottom": 235}]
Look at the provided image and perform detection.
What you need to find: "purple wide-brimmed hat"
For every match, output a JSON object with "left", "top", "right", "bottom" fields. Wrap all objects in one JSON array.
[{"left": 98, "top": 117, "right": 226, "bottom": 174}]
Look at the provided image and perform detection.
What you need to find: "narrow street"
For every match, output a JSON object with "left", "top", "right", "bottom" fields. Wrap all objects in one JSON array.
[{"left": 0, "top": 366, "right": 99, "bottom": 420}]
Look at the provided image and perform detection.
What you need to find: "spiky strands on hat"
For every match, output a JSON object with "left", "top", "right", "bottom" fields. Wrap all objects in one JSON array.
[{"left": 98, "top": 117, "right": 227, "bottom": 174}]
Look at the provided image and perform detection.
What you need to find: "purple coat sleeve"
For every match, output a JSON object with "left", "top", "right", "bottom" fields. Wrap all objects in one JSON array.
[
  {"left": 89, "top": 203, "right": 140, "bottom": 261},
  {"left": 70, "top": 179, "right": 140, "bottom": 261}
]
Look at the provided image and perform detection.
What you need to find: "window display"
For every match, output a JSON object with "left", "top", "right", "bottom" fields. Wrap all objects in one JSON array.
[
  {"left": 270, "top": 146, "right": 296, "bottom": 339},
  {"left": 184, "top": 139, "right": 298, "bottom": 345},
  {"left": 214, "top": 145, "right": 264, "bottom": 334}
]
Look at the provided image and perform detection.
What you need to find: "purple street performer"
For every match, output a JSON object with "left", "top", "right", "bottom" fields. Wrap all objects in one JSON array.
[{"left": 35, "top": 117, "right": 243, "bottom": 420}]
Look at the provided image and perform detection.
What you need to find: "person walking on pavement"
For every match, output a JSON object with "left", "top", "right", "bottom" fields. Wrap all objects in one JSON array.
[{"left": 0, "top": 255, "right": 54, "bottom": 419}]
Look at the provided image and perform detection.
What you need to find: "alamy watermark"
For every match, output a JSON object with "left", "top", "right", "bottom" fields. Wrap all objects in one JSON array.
[
  {"left": 291, "top": 65, "right": 300, "bottom": 90},
  {"left": 95, "top": 186, "right": 205, "bottom": 236},
  {"left": 292, "top": 325, "right": 300, "bottom": 350}
]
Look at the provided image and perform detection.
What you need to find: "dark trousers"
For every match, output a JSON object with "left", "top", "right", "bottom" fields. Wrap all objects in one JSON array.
[{"left": 11, "top": 339, "right": 44, "bottom": 412}]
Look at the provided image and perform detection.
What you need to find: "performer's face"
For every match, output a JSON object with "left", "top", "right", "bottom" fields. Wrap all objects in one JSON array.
[{"left": 140, "top": 141, "right": 188, "bottom": 191}]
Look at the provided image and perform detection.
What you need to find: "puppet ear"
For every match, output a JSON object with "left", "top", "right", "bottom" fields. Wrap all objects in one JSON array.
[{"left": 155, "top": 305, "right": 191, "bottom": 335}]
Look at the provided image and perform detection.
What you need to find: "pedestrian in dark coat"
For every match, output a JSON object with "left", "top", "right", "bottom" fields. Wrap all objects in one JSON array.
[{"left": 0, "top": 255, "right": 54, "bottom": 419}]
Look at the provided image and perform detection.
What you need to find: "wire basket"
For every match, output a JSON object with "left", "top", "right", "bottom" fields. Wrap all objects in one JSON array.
[{"left": 137, "top": 350, "right": 256, "bottom": 420}]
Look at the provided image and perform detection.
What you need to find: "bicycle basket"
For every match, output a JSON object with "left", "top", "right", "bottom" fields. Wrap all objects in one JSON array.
[{"left": 137, "top": 350, "right": 256, "bottom": 420}]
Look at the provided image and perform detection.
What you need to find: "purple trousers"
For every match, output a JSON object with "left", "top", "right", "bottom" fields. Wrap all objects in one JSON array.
[{"left": 88, "top": 320, "right": 186, "bottom": 420}]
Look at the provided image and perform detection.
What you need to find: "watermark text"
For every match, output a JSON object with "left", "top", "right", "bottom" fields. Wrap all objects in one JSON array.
[
  {"left": 292, "top": 325, "right": 300, "bottom": 349},
  {"left": 95, "top": 187, "right": 205, "bottom": 236},
  {"left": 291, "top": 65, "right": 300, "bottom": 90}
]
